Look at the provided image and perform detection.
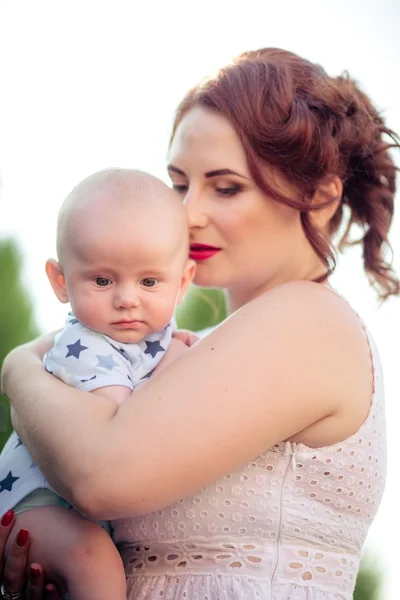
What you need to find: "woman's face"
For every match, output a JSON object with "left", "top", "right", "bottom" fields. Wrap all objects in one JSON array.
[{"left": 168, "top": 107, "right": 315, "bottom": 306}]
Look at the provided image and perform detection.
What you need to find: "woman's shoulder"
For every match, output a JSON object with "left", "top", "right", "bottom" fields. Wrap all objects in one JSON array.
[
  {"left": 205, "top": 281, "right": 371, "bottom": 409},
  {"left": 233, "top": 280, "right": 362, "bottom": 341},
  {"left": 254, "top": 280, "right": 351, "bottom": 312},
  {"left": 220, "top": 280, "right": 372, "bottom": 409},
  {"left": 243, "top": 281, "right": 374, "bottom": 440}
]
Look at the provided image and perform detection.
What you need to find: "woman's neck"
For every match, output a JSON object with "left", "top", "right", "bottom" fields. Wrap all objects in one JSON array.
[{"left": 226, "top": 260, "right": 328, "bottom": 314}]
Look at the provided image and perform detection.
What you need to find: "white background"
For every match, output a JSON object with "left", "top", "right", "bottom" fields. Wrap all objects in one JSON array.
[{"left": 0, "top": 1, "right": 399, "bottom": 597}]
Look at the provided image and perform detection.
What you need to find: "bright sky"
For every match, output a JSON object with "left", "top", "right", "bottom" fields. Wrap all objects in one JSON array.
[{"left": 0, "top": 1, "right": 399, "bottom": 597}]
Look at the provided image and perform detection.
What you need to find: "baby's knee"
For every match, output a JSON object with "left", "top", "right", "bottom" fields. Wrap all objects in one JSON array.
[
  {"left": 68, "top": 520, "right": 122, "bottom": 575},
  {"left": 64, "top": 520, "right": 126, "bottom": 594},
  {"left": 69, "top": 520, "right": 113, "bottom": 560}
]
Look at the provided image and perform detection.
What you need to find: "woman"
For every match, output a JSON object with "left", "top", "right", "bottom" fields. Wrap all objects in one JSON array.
[{"left": 1, "top": 47, "right": 399, "bottom": 599}]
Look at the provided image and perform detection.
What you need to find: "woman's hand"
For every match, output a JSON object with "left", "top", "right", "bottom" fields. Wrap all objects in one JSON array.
[{"left": 0, "top": 511, "right": 63, "bottom": 599}]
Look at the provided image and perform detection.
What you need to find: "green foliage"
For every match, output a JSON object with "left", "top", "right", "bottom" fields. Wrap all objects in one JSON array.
[
  {"left": 0, "top": 239, "right": 39, "bottom": 450},
  {"left": 176, "top": 286, "right": 227, "bottom": 331},
  {"left": 354, "top": 555, "right": 383, "bottom": 600}
]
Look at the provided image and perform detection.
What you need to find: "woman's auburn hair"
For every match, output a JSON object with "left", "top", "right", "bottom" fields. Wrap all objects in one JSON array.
[{"left": 171, "top": 48, "right": 400, "bottom": 300}]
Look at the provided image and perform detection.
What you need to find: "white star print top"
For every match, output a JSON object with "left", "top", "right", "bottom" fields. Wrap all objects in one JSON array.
[
  {"left": 0, "top": 313, "right": 174, "bottom": 514},
  {"left": 45, "top": 312, "right": 174, "bottom": 394}
]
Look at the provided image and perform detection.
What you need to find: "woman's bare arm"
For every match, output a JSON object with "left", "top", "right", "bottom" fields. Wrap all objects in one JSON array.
[{"left": 2, "top": 282, "right": 372, "bottom": 519}]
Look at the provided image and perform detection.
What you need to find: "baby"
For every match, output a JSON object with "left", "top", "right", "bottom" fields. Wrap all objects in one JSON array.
[{"left": 0, "top": 169, "right": 195, "bottom": 599}]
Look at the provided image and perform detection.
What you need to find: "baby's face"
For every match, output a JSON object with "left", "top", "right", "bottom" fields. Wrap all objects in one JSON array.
[{"left": 60, "top": 180, "right": 193, "bottom": 343}]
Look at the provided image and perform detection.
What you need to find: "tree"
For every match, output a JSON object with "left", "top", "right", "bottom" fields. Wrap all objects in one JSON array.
[
  {"left": 354, "top": 555, "right": 382, "bottom": 600},
  {"left": 0, "top": 239, "right": 39, "bottom": 451},
  {"left": 177, "top": 285, "right": 383, "bottom": 600},
  {"left": 176, "top": 286, "right": 227, "bottom": 331}
]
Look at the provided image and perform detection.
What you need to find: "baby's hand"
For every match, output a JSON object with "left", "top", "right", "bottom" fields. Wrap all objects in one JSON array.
[
  {"left": 173, "top": 329, "right": 200, "bottom": 347},
  {"left": 135, "top": 339, "right": 190, "bottom": 390},
  {"left": 153, "top": 338, "right": 190, "bottom": 376}
]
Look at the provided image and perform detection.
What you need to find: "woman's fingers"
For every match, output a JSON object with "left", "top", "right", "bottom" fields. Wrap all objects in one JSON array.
[
  {"left": 0, "top": 514, "right": 35, "bottom": 598},
  {"left": 44, "top": 583, "right": 63, "bottom": 600},
  {"left": 25, "top": 563, "right": 44, "bottom": 599},
  {"left": 0, "top": 510, "right": 15, "bottom": 582},
  {"left": 0, "top": 516, "right": 64, "bottom": 599},
  {"left": 2, "top": 528, "right": 30, "bottom": 594},
  {"left": 25, "top": 564, "right": 63, "bottom": 600}
]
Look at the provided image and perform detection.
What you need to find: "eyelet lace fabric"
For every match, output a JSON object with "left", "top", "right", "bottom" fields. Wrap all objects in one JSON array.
[{"left": 113, "top": 327, "right": 386, "bottom": 599}]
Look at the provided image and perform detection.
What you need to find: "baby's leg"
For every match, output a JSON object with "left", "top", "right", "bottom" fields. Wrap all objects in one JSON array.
[{"left": 5, "top": 506, "right": 126, "bottom": 600}]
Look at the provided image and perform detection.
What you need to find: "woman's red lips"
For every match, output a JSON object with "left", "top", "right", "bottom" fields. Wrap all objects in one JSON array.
[{"left": 189, "top": 244, "right": 221, "bottom": 261}]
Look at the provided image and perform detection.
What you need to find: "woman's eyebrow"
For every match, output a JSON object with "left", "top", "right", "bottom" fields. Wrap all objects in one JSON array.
[
  {"left": 167, "top": 165, "right": 185, "bottom": 176},
  {"left": 168, "top": 165, "right": 249, "bottom": 181},
  {"left": 205, "top": 169, "right": 249, "bottom": 180}
]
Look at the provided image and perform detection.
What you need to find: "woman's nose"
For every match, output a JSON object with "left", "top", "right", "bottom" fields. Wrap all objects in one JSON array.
[{"left": 183, "top": 189, "right": 209, "bottom": 229}]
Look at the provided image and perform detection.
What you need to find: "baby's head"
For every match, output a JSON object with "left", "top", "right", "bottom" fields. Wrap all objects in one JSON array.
[{"left": 46, "top": 168, "right": 195, "bottom": 343}]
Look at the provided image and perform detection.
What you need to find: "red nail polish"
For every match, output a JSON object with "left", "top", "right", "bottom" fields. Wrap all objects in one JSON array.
[
  {"left": 45, "top": 584, "right": 57, "bottom": 598},
  {"left": 1, "top": 510, "right": 14, "bottom": 526},
  {"left": 16, "top": 528, "right": 29, "bottom": 546},
  {"left": 30, "top": 565, "right": 41, "bottom": 579}
]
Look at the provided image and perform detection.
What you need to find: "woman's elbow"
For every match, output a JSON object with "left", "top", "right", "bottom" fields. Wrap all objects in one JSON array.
[
  {"left": 71, "top": 475, "right": 112, "bottom": 519},
  {"left": 72, "top": 474, "right": 166, "bottom": 520}
]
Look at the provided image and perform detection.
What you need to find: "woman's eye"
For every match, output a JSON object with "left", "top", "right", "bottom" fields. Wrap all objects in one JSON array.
[
  {"left": 141, "top": 278, "right": 158, "bottom": 288},
  {"left": 216, "top": 186, "right": 241, "bottom": 197},
  {"left": 172, "top": 183, "right": 188, "bottom": 193},
  {"left": 95, "top": 277, "right": 112, "bottom": 287}
]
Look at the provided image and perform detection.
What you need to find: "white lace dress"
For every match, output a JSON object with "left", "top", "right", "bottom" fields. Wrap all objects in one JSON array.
[{"left": 112, "top": 328, "right": 386, "bottom": 599}]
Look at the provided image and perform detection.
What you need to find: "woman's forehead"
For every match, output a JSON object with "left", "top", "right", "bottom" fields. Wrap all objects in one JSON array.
[{"left": 169, "top": 107, "right": 248, "bottom": 172}]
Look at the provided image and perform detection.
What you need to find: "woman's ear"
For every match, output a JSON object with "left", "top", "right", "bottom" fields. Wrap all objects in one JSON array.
[
  {"left": 176, "top": 260, "right": 196, "bottom": 305},
  {"left": 45, "top": 259, "right": 69, "bottom": 303},
  {"left": 310, "top": 176, "right": 343, "bottom": 231}
]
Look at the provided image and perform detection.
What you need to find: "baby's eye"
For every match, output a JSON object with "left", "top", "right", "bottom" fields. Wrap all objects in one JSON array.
[
  {"left": 95, "top": 277, "right": 112, "bottom": 287},
  {"left": 141, "top": 278, "right": 158, "bottom": 288}
]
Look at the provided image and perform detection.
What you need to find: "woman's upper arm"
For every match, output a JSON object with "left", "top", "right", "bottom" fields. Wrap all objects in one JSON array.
[
  {"left": 3, "top": 282, "right": 367, "bottom": 519},
  {"left": 81, "top": 282, "right": 367, "bottom": 519}
]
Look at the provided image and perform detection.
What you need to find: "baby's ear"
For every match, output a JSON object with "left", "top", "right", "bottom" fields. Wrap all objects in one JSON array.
[
  {"left": 45, "top": 259, "right": 69, "bottom": 303},
  {"left": 177, "top": 259, "right": 196, "bottom": 305}
]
